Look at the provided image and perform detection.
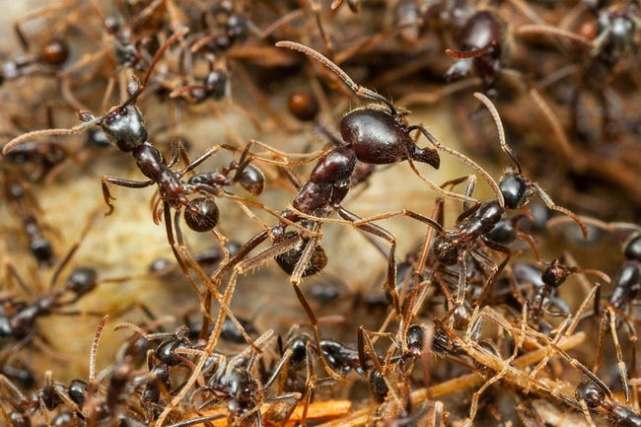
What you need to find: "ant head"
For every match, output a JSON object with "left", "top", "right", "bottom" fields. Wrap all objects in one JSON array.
[
  {"left": 184, "top": 197, "right": 219, "bottom": 232},
  {"left": 274, "top": 231, "right": 327, "bottom": 277},
  {"left": 499, "top": 172, "right": 528, "bottom": 210},
  {"left": 288, "top": 91, "right": 319, "bottom": 122},
  {"left": 624, "top": 233, "right": 641, "bottom": 262},
  {"left": 99, "top": 103, "right": 148, "bottom": 152},
  {"left": 156, "top": 338, "right": 187, "bottom": 366},
  {"left": 576, "top": 380, "right": 605, "bottom": 409},
  {"left": 66, "top": 267, "right": 98, "bottom": 297}
]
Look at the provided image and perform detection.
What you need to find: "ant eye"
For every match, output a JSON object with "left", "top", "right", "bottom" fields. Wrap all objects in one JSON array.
[
  {"left": 184, "top": 198, "right": 219, "bottom": 232},
  {"left": 499, "top": 173, "right": 527, "bottom": 209},
  {"left": 624, "top": 235, "right": 641, "bottom": 261}
]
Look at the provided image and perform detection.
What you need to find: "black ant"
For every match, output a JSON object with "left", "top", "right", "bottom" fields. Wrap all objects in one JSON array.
[
  {"left": 2, "top": 30, "right": 266, "bottom": 292},
  {"left": 576, "top": 379, "right": 641, "bottom": 426},
  {"left": 516, "top": 2, "right": 640, "bottom": 140},
  {"left": 2, "top": 172, "right": 56, "bottom": 267}
]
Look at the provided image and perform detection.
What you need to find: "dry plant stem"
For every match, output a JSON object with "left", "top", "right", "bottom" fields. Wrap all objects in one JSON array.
[{"left": 319, "top": 332, "right": 586, "bottom": 426}]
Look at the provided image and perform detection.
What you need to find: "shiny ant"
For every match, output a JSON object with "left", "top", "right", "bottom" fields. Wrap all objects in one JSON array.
[
  {"left": 2, "top": 30, "right": 266, "bottom": 288},
  {"left": 219, "top": 40, "right": 501, "bottom": 316},
  {"left": 576, "top": 379, "right": 641, "bottom": 426}
]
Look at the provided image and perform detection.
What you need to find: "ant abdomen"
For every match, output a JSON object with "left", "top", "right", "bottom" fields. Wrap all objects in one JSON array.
[
  {"left": 274, "top": 231, "right": 327, "bottom": 277},
  {"left": 341, "top": 108, "right": 438, "bottom": 168},
  {"left": 66, "top": 267, "right": 98, "bottom": 296},
  {"left": 184, "top": 197, "right": 219, "bottom": 232}
]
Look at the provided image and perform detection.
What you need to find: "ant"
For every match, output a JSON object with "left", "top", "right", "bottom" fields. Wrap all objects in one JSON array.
[
  {"left": 2, "top": 30, "right": 267, "bottom": 293},
  {"left": 550, "top": 219, "right": 641, "bottom": 402},
  {"left": 0, "top": 33, "right": 69, "bottom": 86},
  {"left": 2, "top": 171, "right": 56, "bottom": 267},
  {"left": 445, "top": 10, "right": 506, "bottom": 97},
  {"left": 517, "top": 2, "right": 640, "bottom": 140},
  {"left": 576, "top": 379, "right": 641, "bottom": 426},
  {"left": 220, "top": 40, "right": 501, "bottom": 326}
]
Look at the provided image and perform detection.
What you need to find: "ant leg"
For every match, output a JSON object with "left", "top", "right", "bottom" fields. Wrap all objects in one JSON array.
[
  {"left": 608, "top": 307, "right": 631, "bottom": 402},
  {"left": 532, "top": 183, "right": 588, "bottom": 238},
  {"left": 335, "top": 206, "right": 401, "bottom": 314},
  {"left": 515, "top": 24, "right": 593, "bottom": 49},
  {"left": 164, "top": 414, "right": 226, "bottom": 427},
  {"left": 3, "top": 262, "right": 31, "bottom": 296},
  {"left": 100, "top": 176, "right": 152, "bottom": 215},
  {"left": 399, "top": 78, "right": 481, "bottom": 107},
  {"left": 177, "top": 145, "right": 225, "bottom": 178},
  {"left": 49, "top": 208, "right": 100, "bottom": 289},
  {"left": 291, "top": 285, "right": 343, "bottom": 381},
  {"left": 308, "top": 0, "right": 334, "bottom": 56},
  {"left": 477, "top": 239, "right": 511, "bottom": 305}
]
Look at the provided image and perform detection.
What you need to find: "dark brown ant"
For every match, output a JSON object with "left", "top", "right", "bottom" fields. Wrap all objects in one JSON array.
[
  {"left": 576, "top": 380, "right": 641, "bottom": 426},
  {"left": 225, "top": 41, "right": 499, "bottom": 315}
]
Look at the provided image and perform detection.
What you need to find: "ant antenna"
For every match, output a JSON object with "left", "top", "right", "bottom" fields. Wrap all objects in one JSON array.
[
  {"left": 275, "top": 41, "right": 397, "bottom": 115},
  {"left": 89, "top": 315, "right": 109, "bottom": 384},
  {"left": 473, "top": 92, "right": 522, "bottom": 175}
]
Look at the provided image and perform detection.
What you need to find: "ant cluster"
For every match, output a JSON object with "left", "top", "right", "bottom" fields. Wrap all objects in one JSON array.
[{"left": 1, "top": 1, "right": 641, "bottom": 426}]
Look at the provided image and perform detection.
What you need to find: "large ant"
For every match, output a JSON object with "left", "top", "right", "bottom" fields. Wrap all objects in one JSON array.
[{"left": 218, "top": 40, "right": 504, "bottom": 334}]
